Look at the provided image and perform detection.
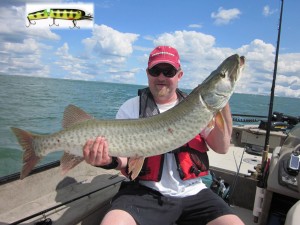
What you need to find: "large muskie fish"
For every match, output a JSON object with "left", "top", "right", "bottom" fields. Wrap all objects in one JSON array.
[{"left": 11, "top": 54, "right": 245, "bottom": 179}]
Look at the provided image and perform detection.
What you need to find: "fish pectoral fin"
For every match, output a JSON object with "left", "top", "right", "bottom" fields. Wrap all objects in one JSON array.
[
  {"left": 60, "top": 152, "right": 83, "bottom": 175},
  {"left": 128, "top": 157, "right": 145, "bottom": 180},
  {"left": 215, "top": 111, "right": 226, "bottom": 135},
  {"left": 62, "top": 104, "right": 94, "bottom": 129}
]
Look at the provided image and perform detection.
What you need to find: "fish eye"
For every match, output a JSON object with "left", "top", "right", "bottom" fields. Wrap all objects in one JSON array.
[{"left": 220, "top": 72, "right": 226, "bottom": 78}]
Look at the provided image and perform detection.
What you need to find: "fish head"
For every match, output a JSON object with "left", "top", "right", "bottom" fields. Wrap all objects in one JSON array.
[{"left": 200, "top": 54, "right": 245, "bottom": 110}]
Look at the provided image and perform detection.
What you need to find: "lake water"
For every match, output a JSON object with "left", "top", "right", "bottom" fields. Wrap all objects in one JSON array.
[{"left": 1, "top": 74, "right": 299, "bottom": 177}]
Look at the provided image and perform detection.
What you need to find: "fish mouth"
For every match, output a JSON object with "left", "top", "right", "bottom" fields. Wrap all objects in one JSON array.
[
  {"left": 215, "top": 93, "right": 227, "bottom": 98},
  {"left": 230, "top": 55, "right": 245, "bottom": 82},
  {"left": 240, "top": 56, "right": 245, "bottom": 66}
]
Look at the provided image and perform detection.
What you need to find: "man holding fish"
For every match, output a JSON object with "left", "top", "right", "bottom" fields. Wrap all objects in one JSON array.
[{"left": 83, "top": 46, "right": 245, "bottom": 225}]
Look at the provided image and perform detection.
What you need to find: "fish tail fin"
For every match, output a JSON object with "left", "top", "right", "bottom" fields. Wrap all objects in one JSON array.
[{"left": 11, "top": 127, "right": 41, "bottom": 179}]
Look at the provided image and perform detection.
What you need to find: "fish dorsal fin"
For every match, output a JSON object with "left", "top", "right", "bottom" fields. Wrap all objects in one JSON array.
[
  {"left": 62, "top": 104, "right": 94, "bottom": 129},
  {"left": 128, "top": 157, "right": 145, "bottom": 180}
]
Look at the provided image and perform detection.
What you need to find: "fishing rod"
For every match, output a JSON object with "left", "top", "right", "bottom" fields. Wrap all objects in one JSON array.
[
  {"left": 253, "top": 1, "right": 284, "bottom": 223},
  {"left": 261, "top": 0, "right": 284, "bottom": 181}
]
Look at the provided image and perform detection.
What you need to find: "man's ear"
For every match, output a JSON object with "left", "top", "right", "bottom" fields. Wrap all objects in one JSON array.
[{"left": 177, "top": 70, "right": 184, "bottom": 80}]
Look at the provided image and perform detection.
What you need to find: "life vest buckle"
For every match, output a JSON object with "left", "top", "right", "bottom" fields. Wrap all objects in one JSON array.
[{"left": 189, "top": 165, "right": 200, "bottom": 176}]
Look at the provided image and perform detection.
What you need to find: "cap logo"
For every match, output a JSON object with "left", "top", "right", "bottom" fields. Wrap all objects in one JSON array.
[
  {"left": 151, "top": 51, "right": 175, "bottom": 57},
  {"left": 148, "top": 46, "right": 180, "bottom": 69}
]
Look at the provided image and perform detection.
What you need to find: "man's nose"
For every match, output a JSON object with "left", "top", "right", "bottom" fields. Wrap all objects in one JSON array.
[{"left": 157, "top": 72, "right": 165, "bottom": 78}]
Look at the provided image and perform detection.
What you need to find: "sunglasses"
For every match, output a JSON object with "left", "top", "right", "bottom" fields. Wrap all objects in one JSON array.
[{"left": 148, "top": 66, "right": 178, "bottom": 78}]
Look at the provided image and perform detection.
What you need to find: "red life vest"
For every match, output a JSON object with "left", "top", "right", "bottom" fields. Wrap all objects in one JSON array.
[
  {"left": 137, "top": 134, "right": 209, "bottom": 181},
  {"left": 123, "top": 88, "right": 210, "bottom": 181}
]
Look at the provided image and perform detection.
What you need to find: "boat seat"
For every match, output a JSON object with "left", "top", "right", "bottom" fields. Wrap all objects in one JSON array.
[{"left": 284, "top": 200, "right": 300, "bottom": 225}]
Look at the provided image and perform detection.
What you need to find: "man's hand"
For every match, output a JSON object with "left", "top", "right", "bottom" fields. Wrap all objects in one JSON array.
[
  {"left": 205, "top": 103, "right": 232, "bottom": 154},
  {"left": 83, "top": 136, "right": 112, "bottom": 166}
]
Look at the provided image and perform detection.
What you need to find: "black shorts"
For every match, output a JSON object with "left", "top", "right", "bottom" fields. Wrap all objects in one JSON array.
[{"left": 109, "top": 181, "right": 235, "bottom": 225}]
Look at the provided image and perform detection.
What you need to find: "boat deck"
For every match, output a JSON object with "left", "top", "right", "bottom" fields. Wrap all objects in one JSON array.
[
  {"left": 0, "top": 164, "right": 124, "bottom": 224},
  {"left": 208, "top": 144, "right": 262, "bottom": 225},
  {"left": 208, "top": 144, "right": 263, "bottom": 176},
  {"left": 0, "top": 125, "right": 291, "bottom": 224},
  {"left": 0, "top": 145, "right": 260, "bottom": 225}
]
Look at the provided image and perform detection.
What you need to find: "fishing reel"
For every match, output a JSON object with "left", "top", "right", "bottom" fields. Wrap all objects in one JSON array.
[
  {"left": 210, "top": 172, "right": 230, "bottom": 202},
  {"left": 259, "top": 112, "right": 300, "bottom": 132},
  {"left": 272, "top": 112, "right": 300, "bottom": 126}
]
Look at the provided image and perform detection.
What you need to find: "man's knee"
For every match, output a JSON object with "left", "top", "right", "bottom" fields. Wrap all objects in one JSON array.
[
  {"left": 207, "top": 214, "right": 245, "bottom": 225},
  {"left": 101, "top": 209, "right": 137, "bottom": 225}
]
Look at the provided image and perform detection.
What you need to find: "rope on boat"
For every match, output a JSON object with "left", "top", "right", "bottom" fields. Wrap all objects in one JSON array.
[
  {"left": 232, "top": 113, "right": 267, "bottom": 123},
  {"left": 233, "top": 118, "right": 261, "bottom": 122}
]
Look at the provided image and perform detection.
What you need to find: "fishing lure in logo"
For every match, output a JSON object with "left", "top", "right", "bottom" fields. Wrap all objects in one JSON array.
[{"left": 26, "top": 8, "right": 93, "bottom": 29}]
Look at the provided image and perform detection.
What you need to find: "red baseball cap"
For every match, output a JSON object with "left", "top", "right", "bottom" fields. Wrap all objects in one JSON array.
[{"left": 148, "top": 46, "right": 181, "bottom": 69}]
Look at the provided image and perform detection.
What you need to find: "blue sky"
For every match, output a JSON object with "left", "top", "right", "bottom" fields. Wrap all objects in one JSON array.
[{"left": 1, "top": 0, "right": 300, "bottom": 98}]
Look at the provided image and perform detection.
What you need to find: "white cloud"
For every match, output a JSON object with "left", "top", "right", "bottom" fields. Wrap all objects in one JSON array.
[
  {"left": 188, "top": 23, "right": 203, "bottom": 29},
  {"left": 149, "top": 30, "right": 300, "bottom": 98},
  {"left": 0, "top": 3, "right": 298, "bottom": 99},
  {"left": 54, "top": 43, "right": 95, "bottom": 80},
  {"left": 211, "top": 7, "right": 241, "bottom": 25},
  {"left": 110, "top": 69, "right": 137, "bottom": 84},
  {"left": 263, "top": 5, "right": 277, "bottom": 17},
  {"left": 0, "top": 38, "right": 50, "bottom": 76},
  {"left": 153, "top": 30, "right": 233, "bottom": 88},
  {"left": 154, "top": 30, "right": 216, "bottom": 54},
  {"left": 276, "top": 84, "right": 300, "bottom": 98},
  {"left": 237, "top": 39, "right": 275, "bottom": 74},
  {"left": 278, "top": 53, "right": 300, "bottom": 74},
  {"left": 0, "top": 5, "right": 59, "bottom": 77},
  {"left": 0, "top": 6, "right": 60, "bottom": 42},
  {"left": 80, "top": 24, "right": 140, "bottom": 82},
  {"left": 274, "top": 74, "right": 300, "bottom": 98},
  {"left": 83, "top": 24, "right": 139, "bottom": 59},
  {"left": 236, "top": 41, "right": 300, "bottom": 97},
  {"left": 3, "top": 38, "right": 39, "bottom": 54}
]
